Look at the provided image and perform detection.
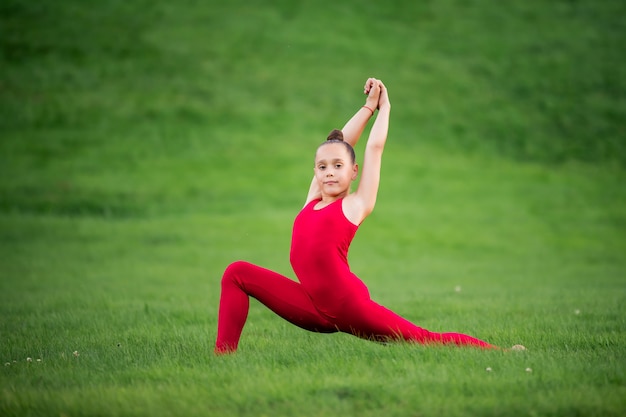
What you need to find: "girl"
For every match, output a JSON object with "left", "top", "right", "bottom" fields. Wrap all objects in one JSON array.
[{"left": 214, "top": 78, "right": 497, "bottom": 354}]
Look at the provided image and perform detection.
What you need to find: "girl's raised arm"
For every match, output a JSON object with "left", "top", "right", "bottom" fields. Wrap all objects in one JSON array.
[
  {"left": 344, "top": 81, "right": 391, "bottom": 224},
  {"left": 304, "top": 79, "right": 381, "bottom": 206}
]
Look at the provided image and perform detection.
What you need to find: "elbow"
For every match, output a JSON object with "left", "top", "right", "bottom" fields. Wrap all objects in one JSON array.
[{"left": 366, "top": 141, "right": 386, "bottom": 154}]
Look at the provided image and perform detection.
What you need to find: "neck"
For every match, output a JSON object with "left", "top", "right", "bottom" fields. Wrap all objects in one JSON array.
[{"left": 320, "top": 190, "right": 349, "bottom": 204}]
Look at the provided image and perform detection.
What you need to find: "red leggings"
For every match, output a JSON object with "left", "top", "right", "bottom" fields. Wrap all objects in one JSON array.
[{"left": 215, "top": 261, "right": 495, "bottom": 353}]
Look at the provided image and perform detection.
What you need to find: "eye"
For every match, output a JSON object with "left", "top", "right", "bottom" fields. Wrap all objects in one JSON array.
[
  {"left": 335, "top": 164, "right": 342, "bottom": 168},
  {"left": 318, "top": 165, "right": 326, "bottom": 170}
]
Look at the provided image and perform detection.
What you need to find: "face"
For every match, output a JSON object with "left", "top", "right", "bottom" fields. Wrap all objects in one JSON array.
[{"left": 314, "top": 143, "right": 358, "bottom": 198}]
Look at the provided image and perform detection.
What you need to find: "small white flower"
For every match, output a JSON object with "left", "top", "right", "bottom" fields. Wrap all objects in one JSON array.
[
  {"left": 511, "top": 344, "right": 527, "bottom": 351},
  {"left": 4, "top": 362, "right": 10, "bottom": 366},
  {"left": 525, "top": 367, "right": 533, "bottom": 373},
  {"left": 455, "top": 285, "right": 462, "bottom": 293},
  {"left": 26, "top": 357, "right": 32, "bottom": 362},
  {"left": 574, "top": 309, "right": 581, "bottom": 315},
  {"left": 485, "top": 367, "right": 492, "bottom": 372},
  {"left": 73, "top": 351, "right": 79, "bottom": 357},
  {"left": 36, "top": 359, "right": 42, "bottom": 363}
]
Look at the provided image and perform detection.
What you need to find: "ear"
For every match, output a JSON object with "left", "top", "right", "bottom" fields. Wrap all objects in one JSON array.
[{"left": 351, "top": 164, "right": 359, "bottom": 181}]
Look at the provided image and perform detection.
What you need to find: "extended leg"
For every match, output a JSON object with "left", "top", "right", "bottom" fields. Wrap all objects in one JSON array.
[
  {"left": 215, "top": 261, "right": 336, "bottom": 354},
  {"left": 335, "top": 297, "right": 496, "bottom": 348}
]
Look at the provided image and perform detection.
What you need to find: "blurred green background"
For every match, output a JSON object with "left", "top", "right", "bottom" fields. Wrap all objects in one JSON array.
[
  {"left": 1, "top": 0, "right": 624, "bottom": 219},
  {"left": 1, "top": 1, "right": 625, "bottom": 416}
]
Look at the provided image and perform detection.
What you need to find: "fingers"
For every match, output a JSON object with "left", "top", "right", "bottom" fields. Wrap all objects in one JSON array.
[
  {"left": 364, "top": 78, "right": 373, "bottom": 94},
  {"left": 378, "top": 81, "right": 387, "bottom": 95},
  {"left": 377, "top": 81, "right": 390, "bottom": 109},
  {"left": 370, "top": 83, "right": 381, "bottom": 99},
  {"left": 364, "top": 77, "right": 378, "bottom": 95},
  {"left": 364, "top": 78, "right": 387, "bottom": 97}
]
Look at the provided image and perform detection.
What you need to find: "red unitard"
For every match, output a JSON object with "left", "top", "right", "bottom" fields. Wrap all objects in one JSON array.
[{"left": 214, "top": 198, "right": 495, "bottom": 353}]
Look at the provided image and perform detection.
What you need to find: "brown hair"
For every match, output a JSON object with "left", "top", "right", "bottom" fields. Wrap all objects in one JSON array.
[{"left": 320, "top": 129, "right": 356, "bottom": 164}]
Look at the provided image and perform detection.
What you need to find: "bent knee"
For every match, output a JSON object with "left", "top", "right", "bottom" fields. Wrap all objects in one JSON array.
[
  {"left": 221, "top": 260, "right": 259, "bottom": 287},
  {"left": 223, "top": 260, "right": 250, "bottom": 279},
  {"left": 224, "top": 260, "right": 251, "bottom": 274}
]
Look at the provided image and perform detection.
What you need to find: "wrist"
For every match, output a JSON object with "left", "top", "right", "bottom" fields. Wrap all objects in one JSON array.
[
  {"left": 361, "top": 105, "right": 375, "bottom": 116},
  {"left": 365, "top": 98, "right": 378, "bottom": 110},
  {"left": 377, "top": 104, "right": 391, "bottom": 114}
]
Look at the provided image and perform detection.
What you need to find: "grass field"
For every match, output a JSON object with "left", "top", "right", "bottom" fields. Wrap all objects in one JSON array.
[{"left": 1, "top": 0, "right": 625, "bottom": 416}]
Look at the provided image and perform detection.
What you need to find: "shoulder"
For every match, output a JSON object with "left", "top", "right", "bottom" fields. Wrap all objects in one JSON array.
[{"left": 302, "top": 197, "right": 321, "bottom": 210}]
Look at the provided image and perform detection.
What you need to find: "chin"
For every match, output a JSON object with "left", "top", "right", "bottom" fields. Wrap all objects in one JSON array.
[{"left": 327, "top": 190, "right": 348, "bottom": 198}]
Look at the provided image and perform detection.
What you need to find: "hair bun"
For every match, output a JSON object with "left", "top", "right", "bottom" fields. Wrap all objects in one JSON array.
[{"left": 326, "top": 129, "right": 344, "bottom": 142}]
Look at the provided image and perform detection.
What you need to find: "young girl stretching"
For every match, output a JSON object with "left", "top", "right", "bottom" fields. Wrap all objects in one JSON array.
[{"left": 214, "top": 78, "right": 497, "bottom": 354}]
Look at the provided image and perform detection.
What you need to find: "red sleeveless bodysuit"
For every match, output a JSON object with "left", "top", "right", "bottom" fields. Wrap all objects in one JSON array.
[{"left": 290, "top": 198, "right": 370, "bottom": 319}]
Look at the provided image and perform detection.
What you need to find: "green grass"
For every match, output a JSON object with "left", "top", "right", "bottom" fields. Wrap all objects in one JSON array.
[{"left": 1, "top": 0, "right": 625, "bottom": 416}]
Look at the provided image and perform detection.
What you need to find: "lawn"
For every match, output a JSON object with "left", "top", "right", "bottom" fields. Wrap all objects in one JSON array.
[{"left": 1, "top": 0, "right": 625, "bottom": 416}]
